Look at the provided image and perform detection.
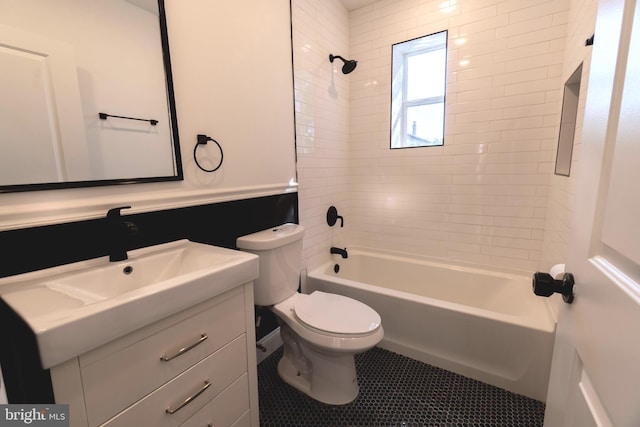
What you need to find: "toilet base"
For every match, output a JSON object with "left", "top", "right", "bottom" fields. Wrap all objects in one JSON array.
[
  {"left": 277, "top": 341, "right": 360, "bottom": 405},
  {"left": 269, "top": 294, "right": 383, "bottom": 406}
]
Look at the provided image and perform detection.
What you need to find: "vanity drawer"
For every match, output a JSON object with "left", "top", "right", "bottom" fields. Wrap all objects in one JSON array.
[
  {"left": 82, "top": 290, "right": 246, "bottom": 425},
  {"left": 101, "top": 335, "right": 248, "bottom": 427},
  {"left": 181, "top": 374, "right": 250, "bottom": 427}
]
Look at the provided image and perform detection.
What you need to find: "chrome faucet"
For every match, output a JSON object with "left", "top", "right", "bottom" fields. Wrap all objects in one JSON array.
[
  {"left": 330, "top": 247, "right": 348, "bottom": 259},
  {"left": 107, "top": 206, "right": 139, "bottom": 262}
]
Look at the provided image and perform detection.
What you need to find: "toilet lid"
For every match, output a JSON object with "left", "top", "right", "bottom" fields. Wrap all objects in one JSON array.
[{"left": 293, "top": 291, "right": 381, "bottom": 335}]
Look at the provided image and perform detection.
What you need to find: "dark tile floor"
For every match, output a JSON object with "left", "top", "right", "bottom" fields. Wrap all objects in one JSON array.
[{"left": 258, "top": 346, "right": 545, "bottom": 427}]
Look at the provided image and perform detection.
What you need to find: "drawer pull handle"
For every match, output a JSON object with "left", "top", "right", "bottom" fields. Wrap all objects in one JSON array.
[
  {"left": 165, "top": 380, "right": 212, "bottom": 414},
  {"left": 161, "top": 333, "right": 208, "bottom": 362}
]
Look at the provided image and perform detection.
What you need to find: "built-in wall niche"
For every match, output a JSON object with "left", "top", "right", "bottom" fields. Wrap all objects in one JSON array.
[{"left": 555, "top": 64, "right": 583, "bottom": 176}]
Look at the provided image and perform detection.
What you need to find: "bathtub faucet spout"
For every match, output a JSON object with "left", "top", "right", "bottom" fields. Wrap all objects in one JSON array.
[{"left": 330, "top": 247, "right": 348, "bottom": 259}]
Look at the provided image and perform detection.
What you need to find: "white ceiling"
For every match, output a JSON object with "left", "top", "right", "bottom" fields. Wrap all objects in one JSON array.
[{"left": 340, "top": 0, "right": 376, "bottom": 11}]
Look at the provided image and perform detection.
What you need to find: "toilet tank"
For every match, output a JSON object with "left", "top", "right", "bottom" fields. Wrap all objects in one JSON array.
[{"left": 236, "top": 223, "right": 305, "bottom": 306}]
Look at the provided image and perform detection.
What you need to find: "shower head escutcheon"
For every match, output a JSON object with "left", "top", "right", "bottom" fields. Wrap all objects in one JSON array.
[{"left": 329, "top": 54, "right": 358, "bottom": 74}]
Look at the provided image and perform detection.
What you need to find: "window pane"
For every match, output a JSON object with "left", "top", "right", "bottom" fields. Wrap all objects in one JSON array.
[
  {"left": 390, "top": 30, "right": 447, "bottom": 149},
  {"left": 406, "top": 103, "right": 444, "bottom": 146},
  {"left": 407, "top": 49, "right": 446, "bottom": 101}
]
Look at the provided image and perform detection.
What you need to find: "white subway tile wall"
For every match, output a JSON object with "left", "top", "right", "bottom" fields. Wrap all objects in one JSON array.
[
  {"left": 294, "top": 0, "right": 594, "bottom": 274},
  {"left": 347, "top": 0, "right": 569, "bottom": 272},
  {"left": 293, "top": 0, "right": 351, "bottom": 270},
  {"left": 541, "top": 0, "right": 598, "bottom": 274}
]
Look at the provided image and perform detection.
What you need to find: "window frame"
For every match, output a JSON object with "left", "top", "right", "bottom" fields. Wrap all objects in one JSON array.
[{"left": 390, "top": 30, "right": 448, "bottom": 149}]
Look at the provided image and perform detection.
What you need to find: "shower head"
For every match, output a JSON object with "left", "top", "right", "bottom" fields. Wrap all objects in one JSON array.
[{"left": 329, "top": 54, "right": 357, "bottom": 74}]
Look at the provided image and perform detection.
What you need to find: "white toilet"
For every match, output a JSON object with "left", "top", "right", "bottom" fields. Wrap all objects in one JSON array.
[{"left": 237, "top": 223, "right": 383, "bottom": 405}]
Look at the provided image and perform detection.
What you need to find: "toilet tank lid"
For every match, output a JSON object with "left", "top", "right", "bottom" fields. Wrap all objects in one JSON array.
[{"left": 236, "top": 223, "right": 305, "bottom": 250}]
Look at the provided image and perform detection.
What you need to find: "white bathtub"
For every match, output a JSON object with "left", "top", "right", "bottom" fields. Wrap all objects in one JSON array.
[{"left": 305, "top": 248, "right": 556, "bottom": 401}]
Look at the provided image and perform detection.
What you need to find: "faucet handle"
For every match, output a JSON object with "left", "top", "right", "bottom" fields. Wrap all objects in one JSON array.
[
  {"left": 327, "top": 206, "right": 344, "bottom": 227},
  {"left": 107, "top": 206, "right": 132, "bottom": 219}
]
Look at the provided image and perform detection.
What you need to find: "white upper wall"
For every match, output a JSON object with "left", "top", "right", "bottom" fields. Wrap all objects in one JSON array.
[{"left": 0, "top": 0, "right": 297, "bottom": 231}]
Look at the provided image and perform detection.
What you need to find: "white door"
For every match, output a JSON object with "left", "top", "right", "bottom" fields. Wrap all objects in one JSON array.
[
  {"left": 543, "top": 0, "right": 640, "bottom": 425},
  {"left": 0, "top": 24, "right": 89, "bottom": 185}
]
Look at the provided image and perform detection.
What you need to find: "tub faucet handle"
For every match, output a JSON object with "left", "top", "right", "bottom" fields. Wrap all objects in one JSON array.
[{"left": 327, "top": 206, "right": 344, "bottom": 227}]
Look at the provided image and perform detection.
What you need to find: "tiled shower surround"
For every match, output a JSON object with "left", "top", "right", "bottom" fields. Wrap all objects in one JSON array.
[{"left": 293, "top": 0, "right": 593, "bottom": 274}]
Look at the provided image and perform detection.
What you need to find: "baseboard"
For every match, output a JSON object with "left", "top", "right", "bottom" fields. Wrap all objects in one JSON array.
[{"left": 256, "top": 327, "right": 282, "bottom": 364}]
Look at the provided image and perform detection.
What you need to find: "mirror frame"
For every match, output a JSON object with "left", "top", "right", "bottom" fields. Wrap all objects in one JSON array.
[{"left": 0, "top": 0, "right": 183, "bottom": 194}]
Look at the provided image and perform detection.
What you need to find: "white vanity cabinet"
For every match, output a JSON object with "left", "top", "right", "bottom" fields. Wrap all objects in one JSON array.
[{"left": 49, "top": 283, "right": 259, "bottom": 427}]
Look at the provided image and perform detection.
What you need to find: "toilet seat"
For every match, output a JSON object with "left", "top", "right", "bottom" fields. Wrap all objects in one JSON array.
[
  {"left": 272, "top": 291, "right": 384, "bottom": 353},
  {"left": 293, "top": 291, "right": 381, "bottom": 335}
]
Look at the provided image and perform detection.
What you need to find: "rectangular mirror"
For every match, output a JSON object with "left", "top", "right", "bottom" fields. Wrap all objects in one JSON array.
[{"left": 0, "top": 0, "right": 182, "bottom": 193}]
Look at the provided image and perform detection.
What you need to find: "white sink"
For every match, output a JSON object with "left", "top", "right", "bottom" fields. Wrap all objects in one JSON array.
[{"left": 0, "top": 240, "right": 258, "bottom": 369}]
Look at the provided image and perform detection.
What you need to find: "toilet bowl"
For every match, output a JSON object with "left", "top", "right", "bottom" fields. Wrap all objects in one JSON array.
[
  {"left": 236, "top": 224, "right": 384, "bottom": 405},
  {"left": 272, "top": 291, "right": 383, "bottom": 404}
]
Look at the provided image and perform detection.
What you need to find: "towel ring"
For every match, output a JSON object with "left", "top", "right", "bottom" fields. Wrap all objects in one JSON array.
[{"left": 194, "top": 134, "right": 224, "bottom": 173}]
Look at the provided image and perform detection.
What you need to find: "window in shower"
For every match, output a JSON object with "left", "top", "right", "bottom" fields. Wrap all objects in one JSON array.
[{"left": 390, "top": 30, "right": 448, "bottom": 149}]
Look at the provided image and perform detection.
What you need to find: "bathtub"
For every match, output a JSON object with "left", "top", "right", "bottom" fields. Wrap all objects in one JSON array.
[{"left": 305, "top": 248, "right": 556, "bottom": 401}]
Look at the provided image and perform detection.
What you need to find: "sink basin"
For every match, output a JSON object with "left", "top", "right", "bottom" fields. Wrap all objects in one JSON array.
[
  {"left": 0, "top": 240, "right": 258, "bottom": 369},
  {"left": 43, "top": 242, "right": 250, "bottom": 302}
]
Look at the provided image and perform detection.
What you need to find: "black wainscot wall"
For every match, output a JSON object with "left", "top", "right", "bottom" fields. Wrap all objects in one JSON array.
[{"left": 0, "top": 193, "right": 296, "bottom": 403}]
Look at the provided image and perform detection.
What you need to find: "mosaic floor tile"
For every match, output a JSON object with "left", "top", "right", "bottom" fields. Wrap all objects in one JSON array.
[{"left": 258, "top": 346, "right": 545, "bottom": 427}]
